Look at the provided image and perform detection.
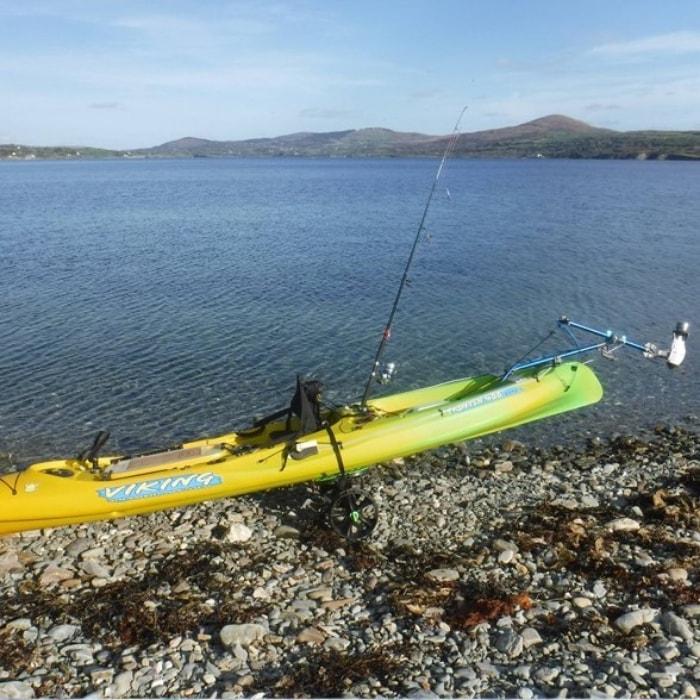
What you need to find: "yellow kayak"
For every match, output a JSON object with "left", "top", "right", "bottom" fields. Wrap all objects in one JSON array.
[{"left": 0, "top": 362, "right": 602, "bottom": 537}]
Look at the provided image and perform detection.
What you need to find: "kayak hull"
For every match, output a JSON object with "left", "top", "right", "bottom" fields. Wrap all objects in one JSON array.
[{"left": 0, "top": 362, "right": 602, "bottom": 536}]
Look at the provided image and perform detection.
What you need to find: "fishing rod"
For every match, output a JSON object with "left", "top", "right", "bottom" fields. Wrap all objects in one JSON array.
[{"left": 360, "top": 107, "right": 467, "bottom": 407}]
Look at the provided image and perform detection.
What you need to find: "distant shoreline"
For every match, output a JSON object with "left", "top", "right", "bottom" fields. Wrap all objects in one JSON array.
[
  {"left": 3, "top": 114, "right": 699, "bottom": 162},
  {"left": 2, "top": 153, "right": 699, "bottom": 163}
]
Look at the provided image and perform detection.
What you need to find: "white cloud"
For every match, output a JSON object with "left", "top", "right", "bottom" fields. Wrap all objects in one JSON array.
[
  {"left": 89, "top": 101, "right": 122, "bottom": 110},
  {"left": 299, "top": 107, "right": 357, "bottom": 120},
  {"left": 590, "top": 31, "right": 700, "bottom": 56}
]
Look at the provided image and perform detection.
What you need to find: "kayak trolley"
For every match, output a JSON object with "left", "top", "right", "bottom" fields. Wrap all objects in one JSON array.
[{"left": 328, "top": 485, "right": 379, "bottom": 542}]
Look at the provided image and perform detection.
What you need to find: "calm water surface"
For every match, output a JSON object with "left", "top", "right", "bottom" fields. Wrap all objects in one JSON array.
[{"left": 1, "top": 158, "right": 698, "bottom": 466}]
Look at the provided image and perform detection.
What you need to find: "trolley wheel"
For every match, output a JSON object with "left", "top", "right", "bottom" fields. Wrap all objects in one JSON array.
[{"left": 328, "top": 488, "right": 379, "bottom": 542}]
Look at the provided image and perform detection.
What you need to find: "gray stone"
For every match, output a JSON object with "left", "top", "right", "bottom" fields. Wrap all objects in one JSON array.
[
  {"left": 0, "top": 552, "right": 23, "bottom": 576},
  {"left": 493, "top": 539, "right": 519, "bottom": 553},
  {"left": 38, "top": 563, "right": 74, "bottom": 586},
  {"left": 426, "top": 568, "right": 459, "bottom": 583},
  {"left": 495, "top": 460, "right": 514, "bottom": 473},
  {"left": 498, "top": 549, "right": 514, "bottom": 564},
  {"left": 454, "top": 668, "right": 476, "bottom": 680},
  {"left": 667, "top": 567, "right": 688, "bottom": 582},
  {"left": 297, "top": 626, "right": 326, "bottom": 645},
  {"left": 535, "top": 666, "right": 560, "bottom": 684},
  {"left": 220, "top": 623, "right": 266, "bottom": 648},
  {"left": 495, "top": 629, "right": 523, "bottom": 657},
  {"left": 614, "top": 608, "right": 657, "bottom": 634},
  {"left": 660, "top": 612, "right": 694, "bottom": 642},
  {"left": 5, "top": 618, "right": 32, "bottom": 631},
  {"left": 0, "top": 682, "right": 35, "bottom": 699},
  {"left": 515, "top": 665, "right": 532, "bottom": 679},
  {"left": 110, "top": 671, "right": 134, "bottom": 698},
  {"left": 48, "top": 624, "right": 78, "bottom": 642},
  {"left": 226, "top": 523, "right": 252, "bottom": 543},
  {"left": 274, "top": 525, "right": 301, "bottom": 539},
  {"left": 476, "top": 661, "right": 500, "bottom": 677},
  {"left": 635, "top": 552, "right": 654, "bottom": 567},
  {"left": 407, "top": 690, "right": 438, "bottom": 699},
  {"left": 306, "top": 587, "right": 333, "bottom": 601},
  {"left": 90, "top": 668, "right": 114, "bottom": 685},
  {"left": 81, "top": 546, "right": 105, "bottom": 559},
  {"left": 682, "top": 681, "right": 698, "bottom": 698},
  {"left": 592, "top": 581, "right": 607, "bottom": 598},
  {"left": 682, "top": 604, "right": 700, "bottom": 618},
  {"left": 522, "top": 627, "right": 543, "bottom": 648},
  {"left": 606, "top": 517, "right": 640, "bottom": 532},
  {"left": 65, "top": 537, "right": 91, "bottom": 556},
  {"left": 657, "top": 641, "right": 680, "bottom": 661},
  {"left": 80, "top": 559, "right": 111, "bottom": 578},
  {"left": 324, "top": 637, "right": 351, "bottom": 651}
]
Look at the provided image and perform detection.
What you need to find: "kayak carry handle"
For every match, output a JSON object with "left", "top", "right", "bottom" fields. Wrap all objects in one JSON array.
[{"left": 77, "top": 430, "right": 110, "bottom": 469}]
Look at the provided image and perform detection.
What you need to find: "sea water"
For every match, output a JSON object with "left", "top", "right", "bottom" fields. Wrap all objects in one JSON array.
[{"left": 1, "top": 157, "right": 698, "bottom": 466}]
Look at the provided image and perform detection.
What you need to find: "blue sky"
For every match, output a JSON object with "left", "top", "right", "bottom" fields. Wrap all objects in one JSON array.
[{"left": 2, "top": 1, "right": 699, "bottom": 148}]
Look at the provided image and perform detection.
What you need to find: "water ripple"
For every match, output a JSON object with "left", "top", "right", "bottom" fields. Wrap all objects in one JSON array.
[{"left": 1, "top": 158, "right": 698, "bottom": 466}]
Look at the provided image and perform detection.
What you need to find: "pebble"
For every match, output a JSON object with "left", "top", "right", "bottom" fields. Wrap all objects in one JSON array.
[
  {"left": 426, "top": 568, "right": 459, "bottom": 583},
  {"left": 274, "top": 525, "right": 301, "bottom": 539},
  {"left": 90, "top": 668, "right": 114, "bottom": 685},
  {"left": 109, "top": 671, "right": 134, "bottom": 697},
  {"left": 80, "top": 559, "right": 111, "bottom": 579},
  {"left": 0, "top": 682, "right": 35, "bottom": 699},
  {"left": 667, "top": 567, "right": 688, "bottom": 582},
  {"left": 0, "top": 551, "right": 23, "bottom": 575},
  {"left": 683, "top": 682, "right": 698, "bottom": 698},
  {"left": 496, "top": 629, "right": 524, "bottom": 658},
  {"left": 226, "top": 523, "right": 253, "bottom": 543},
  {"left": 498, "top": 549, "right": 514, "bottom": 564},
  {"left": 605, "top": 517, "right": 640, "bottom": 532},
  {"left": 493, "top": 539, "right": 519, "bottom": 553},
  {"left": 521, "top": 628, "right": 543, "bottom": 648},
  {"left": 682, "top": 604, "right": 700, "bottom": 618},
  {"left": 661, "top": 612, "right": 694, "bottom": 642},
  {"left": 48, "top": 624, "right": 79, "bottom": 642},
  {"left": 534, "top": 666, "right": 559, "bottom": 684},
  {"left": 220, "top": 624, "right": 266, "bottom": 648},
  {"left": 323, "top": 637, "right": 351, "bottom": 651},
  {"left": 38, "top": 563, "right": 74, "bottom": 586},
  {"left": 614, "top": 608, "right": 658, "bottom": 634},
  {"left": 297, "top": 627, "right": 326, "bottom": 645}
]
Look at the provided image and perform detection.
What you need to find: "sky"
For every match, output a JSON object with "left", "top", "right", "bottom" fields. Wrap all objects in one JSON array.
[{"left": 1, "top": 0, "right": 699, "bottom": 149}]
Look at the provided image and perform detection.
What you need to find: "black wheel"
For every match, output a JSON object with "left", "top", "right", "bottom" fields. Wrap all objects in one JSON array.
[{"left": 328, "top": 488, "right": 379, "bottom": 542}]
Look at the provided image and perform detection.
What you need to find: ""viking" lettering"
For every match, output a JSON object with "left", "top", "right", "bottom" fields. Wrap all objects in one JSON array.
[{"left": 97, "top": 472, "right": 223, "bottom": 503}]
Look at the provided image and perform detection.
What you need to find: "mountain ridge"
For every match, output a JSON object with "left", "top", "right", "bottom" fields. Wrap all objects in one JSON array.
[{"left": 2, "top": 115, "right": 699, "bottom": 160}]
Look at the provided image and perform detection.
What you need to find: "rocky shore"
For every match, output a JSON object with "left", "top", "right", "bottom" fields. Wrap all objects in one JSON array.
[{"left": 0, "top": 425, "right": 698, "bottom": 699}]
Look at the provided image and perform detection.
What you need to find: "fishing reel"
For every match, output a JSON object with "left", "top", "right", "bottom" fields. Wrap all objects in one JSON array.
[{"left": 374, "top": 361, "right": 397, "bottom": 385}]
